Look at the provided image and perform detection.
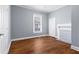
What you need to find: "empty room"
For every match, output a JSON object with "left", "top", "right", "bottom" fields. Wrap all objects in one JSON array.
[{"left": 0, "top": 5, "right": 79, "bottom": 54}]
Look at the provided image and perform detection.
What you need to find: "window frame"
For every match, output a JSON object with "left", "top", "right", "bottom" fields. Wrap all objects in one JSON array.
[{"left": 33, "top": 13, "right": 42, "bottom": 33}]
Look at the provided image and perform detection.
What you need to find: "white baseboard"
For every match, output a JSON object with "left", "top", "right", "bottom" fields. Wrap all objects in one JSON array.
[
  {"left": 71, "top": 45, "right": 79, "bottom": 51},
  {"left": 12, "top": 34, "right": 49, "bottom": 41},
  {"left": 49, "top": 35, "right": 58, "bottom": 39},
  {"left": 7, "top": 40, "right": 11, "bottom": 54},
  {"left": 2, "top": 34, "right": 72, "bottom": 53}
]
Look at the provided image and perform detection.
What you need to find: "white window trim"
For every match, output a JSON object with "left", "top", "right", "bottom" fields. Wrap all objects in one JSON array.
[{"left": 33, "top": 13, "right": 42, "bottom": 33}]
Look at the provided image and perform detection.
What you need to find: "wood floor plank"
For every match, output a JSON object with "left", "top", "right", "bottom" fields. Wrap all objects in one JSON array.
[{"left": 9, "top": 36, "right": 79, "bottom": 54}]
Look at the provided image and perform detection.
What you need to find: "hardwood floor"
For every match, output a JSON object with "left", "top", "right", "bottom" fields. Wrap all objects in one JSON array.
[{"left": 9, "top": 36, "right": 79, "bottom": 54}]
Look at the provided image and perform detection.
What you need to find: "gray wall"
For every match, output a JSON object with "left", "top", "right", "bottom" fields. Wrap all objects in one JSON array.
[
  {"left": 72, "top": 5, "right": 79, "bottom": 47},
  {"left": 48, "top": 6, "right": 71, "bottom": 36},
  {"left": 11, "top": 5, "right": 79, "bottom": 48},
  {"left": 11, "top": 5, "right": 48, "bottom": 39}
]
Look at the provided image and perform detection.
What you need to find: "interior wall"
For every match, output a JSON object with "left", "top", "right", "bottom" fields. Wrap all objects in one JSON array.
[
  {"left": 72, "top": 5, "right": 79, "bottom": 47},
  {"left": 10, "top": 5, "right": 79, "bottom": 51},
  {"left": 48, "top": 6, "right": 71, "bottom": 36},
  {"left": 11, "top": 5, "right": 48, "bottom": 39}
]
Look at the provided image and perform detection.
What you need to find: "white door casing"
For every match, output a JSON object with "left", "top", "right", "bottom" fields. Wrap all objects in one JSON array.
[
  {"left": 49, "top": 17, "right": 56, "bottom": 37},
  {"left": 0, "top": 5, "right": 10, "bottom": 54}
]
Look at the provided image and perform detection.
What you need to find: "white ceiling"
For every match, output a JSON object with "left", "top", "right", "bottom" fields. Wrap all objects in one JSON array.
[{"left": 19, "top": 5, "right": 66, "bottom": 13}]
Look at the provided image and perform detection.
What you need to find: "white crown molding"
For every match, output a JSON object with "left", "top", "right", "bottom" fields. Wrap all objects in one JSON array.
[{"left": 15, "top": 5, "right": 67, "bottom": 13}]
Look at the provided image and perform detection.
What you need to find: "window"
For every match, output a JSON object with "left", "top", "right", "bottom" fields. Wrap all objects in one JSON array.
[{"left": 33, "top": 14, "right": 42, "bottom": 33}]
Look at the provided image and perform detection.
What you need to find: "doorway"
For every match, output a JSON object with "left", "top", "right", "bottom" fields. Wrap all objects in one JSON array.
[
  {"left": 0, "top": 5, "right": 10, "bottom": 54},
  {"left": 49, "top": 17, "right": 56, "bottom": 37}
]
